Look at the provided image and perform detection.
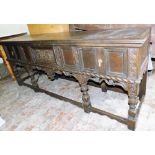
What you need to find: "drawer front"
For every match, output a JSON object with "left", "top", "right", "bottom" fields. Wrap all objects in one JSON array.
[
  {"left": 28, "top": 46, "right": 56, "bottom": 66},
  {"left": 105, "top": 48, "right": 128, "bottom": 78},
  {"left": 53, "top": 46, "right": 105, "bottom": 73},
  {"left": 78, "top": 47, "right": 105, "bottom": 74}
]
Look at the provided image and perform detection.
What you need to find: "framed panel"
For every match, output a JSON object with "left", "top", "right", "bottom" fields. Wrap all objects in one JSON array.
[
  {"left": 78, "top": 47, "right": 98, "bottom": 73},
  {"left": 105, "top": 48, "right": 128, "bottom": 77}
]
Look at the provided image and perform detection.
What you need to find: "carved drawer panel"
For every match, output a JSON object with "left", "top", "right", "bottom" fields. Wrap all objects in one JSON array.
[
  {"left": 28, "top": 46, "right": 55, "bottom": 66},
  {"left": 105, "top": 48, "right": 128, "bottom": 77}
]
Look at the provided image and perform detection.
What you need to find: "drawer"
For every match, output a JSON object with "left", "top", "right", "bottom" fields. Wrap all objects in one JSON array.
[
  {"left": 53, "top": 46, "right": 106, "bottom": 74},
  {"left": 28, "top": 46, "right": 56, "bottom": 66},
  {"left": 78, "top": 47, "right": 105, "bottom": 74}
]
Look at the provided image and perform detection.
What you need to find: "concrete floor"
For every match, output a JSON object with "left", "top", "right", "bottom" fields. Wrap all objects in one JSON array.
[{"left": 0, "top": 71, "right": 155, "bottom": 131}]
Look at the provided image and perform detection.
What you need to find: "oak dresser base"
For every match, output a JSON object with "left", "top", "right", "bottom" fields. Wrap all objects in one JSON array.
[{"left": 1, "top": 28, "right": 150, "bottom": 130}]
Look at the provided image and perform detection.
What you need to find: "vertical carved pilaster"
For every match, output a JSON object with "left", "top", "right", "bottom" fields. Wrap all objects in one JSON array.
[
  {"left": 73, "top": 74, "right": 91, "bottom": 113},
  {"left": 53, "top": 46, "right": 63, "bottom": 67},
  {"left": 128, "top": 48, "right": 138, "bottom": 79},
  {"left": 127, "top": 82, "right": 139, "bottom": 130},
  {"left": 141, "top": 71, "right": 147, "bottom": 97}
]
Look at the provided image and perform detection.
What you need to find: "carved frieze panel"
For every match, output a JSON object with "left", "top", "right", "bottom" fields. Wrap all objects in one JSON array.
[
  {"left": 105, "top": 79, "right": 128, "bottom": 91},
  {"left": 28, "top": 47, "right": 55, "bottom": 66}
]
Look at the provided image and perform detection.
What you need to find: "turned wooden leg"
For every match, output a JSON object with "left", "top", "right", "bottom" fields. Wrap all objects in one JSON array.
[
  {"left": 127, "top": 83, "right": 139, "bottom": 130},
  {"left": 128, "top": 96, "right": 139, "bottom": 130},
  {"left": 30, "top": 73, "right": 40, "bottom": 92},
  {"left": 73, "top": 74, "right": 91, "bottom": 113},
  {"left": 30, "top": 74, "right": 38, "bottom": 87},
  {"left": 101, "top": 82, "right": 107, "bottom": 92},
  {"left": 14, "top": 68, "right": 22, "bottom": 85},
  {"left": 26, "top": 67, "right": 39, "bottom": 88},
  {"left": 81, "top": 83, "right": 91, "bottom": 113},
  {"left": 142, "top": 71, "right": 147, "bottom": 97},
  {"left": 16, "top": 74, "right": 23, "bottom": 86},
  {"left": 12, "top": 65, "right": 23, "bottom": 86},
  {"left": 138, "top": 71, "right": 147, "bottom": 102},
  {"left": 15, "top": 72, "right": 23, "bottom": 86}
]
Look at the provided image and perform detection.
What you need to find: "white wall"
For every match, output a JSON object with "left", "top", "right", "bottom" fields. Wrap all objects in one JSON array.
[{"left": 0, "top": 24, "right": 29, "bottom": 37}]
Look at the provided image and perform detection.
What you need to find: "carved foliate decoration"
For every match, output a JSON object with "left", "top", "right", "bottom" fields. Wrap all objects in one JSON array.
[
  {"left": 105, "top": 79, "right": 128, "bottom": 91},
  {"left": 53, "top": 46, "right": 63, "bottom": 67},
  {"left": 28, "top": 47, "right": 55, "bottom": 65},
  {"left": 128, "top": 48, "right": 138, "bottom": 79},
  {"left": 71, "top": 47, "right": 80, "bottom": 65},
  {"left": 72, "top": 74, "right": 90, "bottom": 85},
  {"left": 89, "top": 77, "right": 101, "bottom": 83},
  {"left": 128, "top": 82, "right": 139, "bottom": 97},
  {"left": 62, "top": 71, "right": 72, "bottom": 76}
]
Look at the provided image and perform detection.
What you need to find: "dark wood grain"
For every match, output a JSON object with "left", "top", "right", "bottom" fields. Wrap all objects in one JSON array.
[{"left": 0, "top": 28, "right": 150, "bottom": 130}]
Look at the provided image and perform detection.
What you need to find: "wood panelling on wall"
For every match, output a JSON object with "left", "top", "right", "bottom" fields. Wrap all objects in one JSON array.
[{"left": 28, "top": 24, "right": 69, "bottom": 34}]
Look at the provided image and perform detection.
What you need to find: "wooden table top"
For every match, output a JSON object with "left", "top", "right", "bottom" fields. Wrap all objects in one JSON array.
[{"left": 0, "top": 28, "right": 150, "bottom": 44}]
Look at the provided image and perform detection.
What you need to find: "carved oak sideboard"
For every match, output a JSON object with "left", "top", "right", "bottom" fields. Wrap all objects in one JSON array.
[{"left": 0, "top": 28, "right": 150, "bottom": 130}]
